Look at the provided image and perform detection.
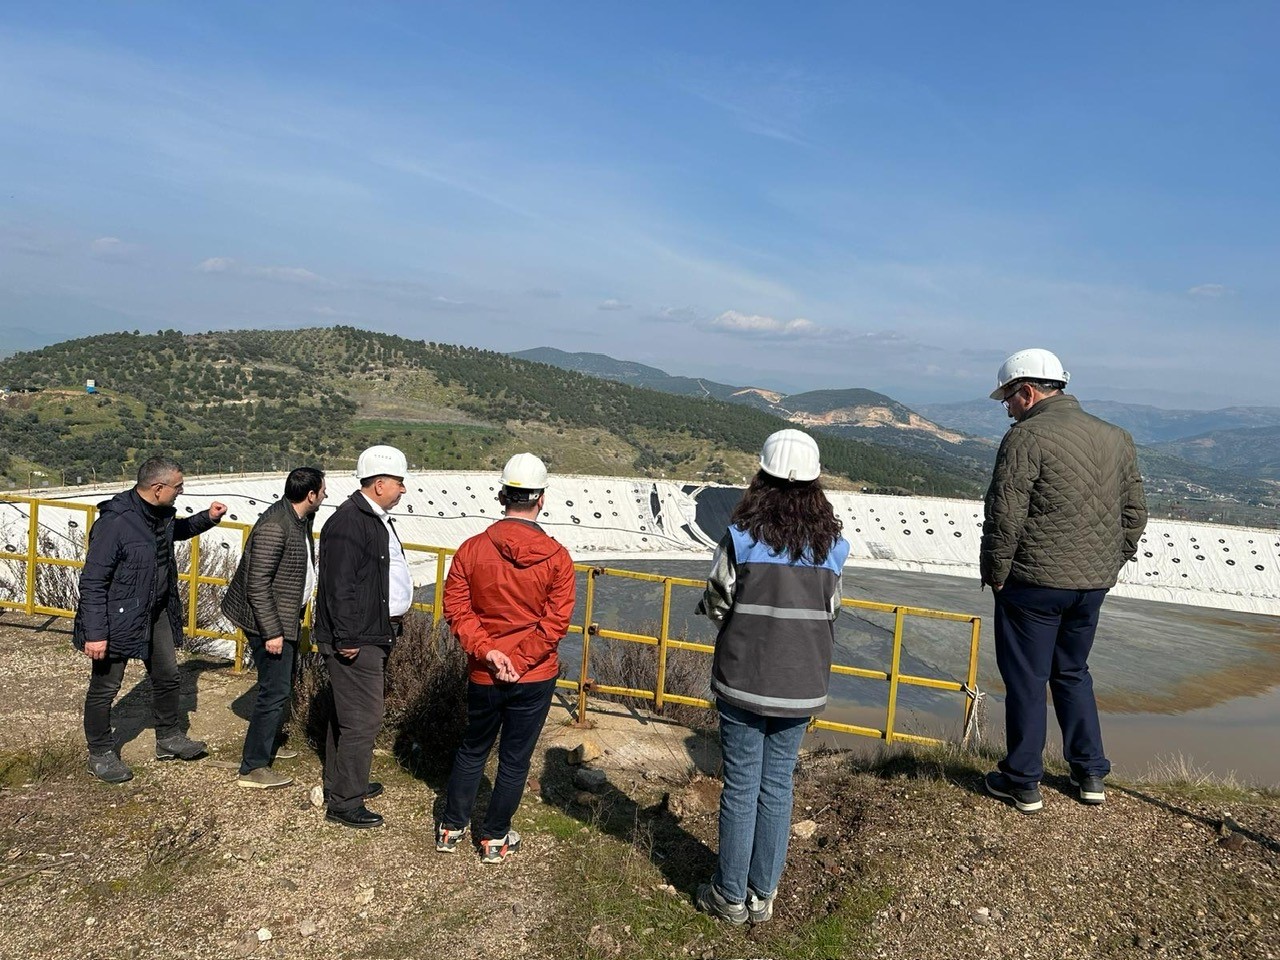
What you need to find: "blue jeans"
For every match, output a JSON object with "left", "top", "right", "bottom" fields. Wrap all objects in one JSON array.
[
  {"left": 239, "top": 634, "right": 298, "bottom": 775},
  {"left": 442, "top": 678, "right": 556, "bottom": 841},
  {"left": 995, "top": 579, "right": 1110, "bottom": 787},
  {"left": 713, "top": 699, "right": 809, "bottom": 905}
]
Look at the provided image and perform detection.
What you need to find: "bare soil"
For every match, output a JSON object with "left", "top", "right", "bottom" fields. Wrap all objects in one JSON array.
[{"left": 1, "top": 612, "right": 1277, "bottom": 960}]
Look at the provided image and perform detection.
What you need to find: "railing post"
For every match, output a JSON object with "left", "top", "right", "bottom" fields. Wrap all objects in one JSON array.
[
  {"left": 884, "top": 606, "right": 906, "bottom": 743},
  {"left": 432, "top": 551, "right": 447, "bottom": 626},
  {"left": 575, "top": 570, "right": 597, "bottom": 725},
  {"left": 654, "top": 579, "right": 672, "bottom": 714},
  {"left": 187, "top": 534, "right": 201, "bottom": 640},
  {"left": 25, "top": 500, "right": 39, "bottom": 615},
  {"left": 962, "top": 616, "right": 982, "bottom": 734}
]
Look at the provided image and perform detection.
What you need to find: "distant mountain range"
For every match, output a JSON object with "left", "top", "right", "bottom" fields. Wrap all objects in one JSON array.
[{"left": 513, "top": 347, "right": 1280, "bottom": 525}]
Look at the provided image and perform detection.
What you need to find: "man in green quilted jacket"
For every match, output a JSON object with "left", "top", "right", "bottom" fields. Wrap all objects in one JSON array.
[{"left": 979, "top": 348, "right": 1147, "bottom": 814}]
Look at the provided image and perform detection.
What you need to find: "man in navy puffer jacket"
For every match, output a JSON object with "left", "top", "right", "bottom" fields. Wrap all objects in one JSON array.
[{"left": 73, "top": 456, "right": 226, "bottom": 783}]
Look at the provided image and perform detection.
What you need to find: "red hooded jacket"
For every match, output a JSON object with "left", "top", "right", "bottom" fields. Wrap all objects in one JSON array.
[{"left": 443, "top": 518, "right": 577, "bottom": 685}]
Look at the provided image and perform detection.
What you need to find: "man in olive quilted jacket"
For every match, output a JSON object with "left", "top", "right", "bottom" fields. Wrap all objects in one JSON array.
[{"left": 979, "top": 349, "right": 1147, "bottom": 813}]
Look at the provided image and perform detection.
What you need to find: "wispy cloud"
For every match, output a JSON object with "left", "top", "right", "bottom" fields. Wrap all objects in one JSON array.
[
  {"left": 1187, "top": 283, "right": 1230, "bottom": 298},
  {"left": 89, "top": 236, "right": 138, "bottom": 262},
  {"left": 706, "top": 310, "right": 822, "bottom": 338},
  {"left": 197, "top": 257, "right": 329, "bottom": 285},
  {"left": 597, "top": 298, "right": 631, "bottom": 311}
]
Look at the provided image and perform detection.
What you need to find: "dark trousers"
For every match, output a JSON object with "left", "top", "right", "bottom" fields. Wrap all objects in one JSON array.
[
  {"left": 239, "top": 634, "right": 299, "bottom": 775},
  {"left": 994, "top": 579, "right": 1110, "bottom": 787},
  {"left": 442, "top": 678, "right": 556, "bottom": 841},
  {"left": 84, "top": 605, "right": 179, "bottom": 754},
  {"left": 323, "top": 645, "right": 388, "bottom": 812}
]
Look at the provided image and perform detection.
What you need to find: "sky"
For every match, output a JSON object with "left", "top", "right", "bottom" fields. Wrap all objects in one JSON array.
[{"left": 1, "top": 2, "right": 1278, "bottom": 408}]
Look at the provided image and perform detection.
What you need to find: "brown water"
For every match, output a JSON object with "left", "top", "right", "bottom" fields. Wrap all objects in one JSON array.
[{"left": 573, "top": 560, "right": 1280, "bottom": 789}]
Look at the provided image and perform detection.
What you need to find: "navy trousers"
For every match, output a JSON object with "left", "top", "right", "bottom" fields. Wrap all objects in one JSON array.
[
  {"left": 441, "top": 677, "right": 556, "bottom": 841},
  {"left": 994, "top": 579, "right": 1110, "bottom": 787}
]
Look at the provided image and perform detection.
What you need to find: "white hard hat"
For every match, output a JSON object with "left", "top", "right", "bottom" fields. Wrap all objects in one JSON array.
[
  {"left": 500, "top": 452, "right": 548, "bottom": 492},
  {"left": 990, "top": 348, "right": 1070, "bottom": 400},
  {"left": 759, "top": 429, "right": 820, "bottom": 482},
  {"left": 355, "top": 444, "right": 408, "bottom": 481}
]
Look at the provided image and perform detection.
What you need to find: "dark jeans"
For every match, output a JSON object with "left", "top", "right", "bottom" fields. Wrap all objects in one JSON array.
[
  {"left": 84, "top": 605, "right": 179, "bottom": 754},
  {"left": 442, "top": 678, "right": 556, "bottom": 841},
  {"left": 239, "top": 634, "right": 299, "bottom": 775},
  {"left": 994, "top": 579, "right": 1110, "bottom": 787},
  {"left": 323, "top": 645, "right": 388, "bottom": 812}
]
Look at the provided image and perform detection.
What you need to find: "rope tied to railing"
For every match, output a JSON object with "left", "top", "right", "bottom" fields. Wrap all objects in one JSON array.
[{"left": 961, "top": 682, "right": 986, "bottom": 749}]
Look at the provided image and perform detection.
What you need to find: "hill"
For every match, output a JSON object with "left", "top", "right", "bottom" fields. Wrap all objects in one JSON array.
[
  {"left": 0, "top": 328, "right": 982, "bottom": 497},
  {"left": 1154, "top": 425, "right": 1280, "bottom": 481}
]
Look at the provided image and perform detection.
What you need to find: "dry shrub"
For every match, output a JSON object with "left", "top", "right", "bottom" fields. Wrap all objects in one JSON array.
[
  {"left": 288, "top": 616, "right": 470, "bottom": 776},
  {"left": 0, "top": 532, "right": 83, "bottom": 611},
  {"left": 588, "top": 627, "right": 714, "bottom": 730}
]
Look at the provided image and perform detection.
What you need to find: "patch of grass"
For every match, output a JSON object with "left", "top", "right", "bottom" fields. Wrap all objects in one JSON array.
[
  {"left": 1136, "top": 753, "right": 1280, "bottom": 804},
  {"left": 0, "top": 736, "right": 81, "bottom": 787},
  {"left": 765, "top": 882, "right": 894, "bottom": 960}
]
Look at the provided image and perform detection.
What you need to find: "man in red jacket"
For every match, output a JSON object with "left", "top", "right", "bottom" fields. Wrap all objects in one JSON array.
[{"left": 436, "top": 453, "right": 576, "bottom": 863}]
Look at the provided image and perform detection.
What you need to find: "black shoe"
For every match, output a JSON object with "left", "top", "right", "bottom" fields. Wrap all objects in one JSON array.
[
  {"left": 325, "top": 805, "right": 384, "bottom": 829},
  {"left": 155, "top": 734, "right": 208, "bottom": 761},
  {"left": 1069, "top": 769, "right": 1106, "bottom": 805},
  {"left": 985, "top": 771, "right": 1043, "bottom": 813},
  {"left": 88, "top": 751, "right": 133, "bottom": 784},
  {"left": 323, "top": 782, "right": 383, "bottom": 803}
]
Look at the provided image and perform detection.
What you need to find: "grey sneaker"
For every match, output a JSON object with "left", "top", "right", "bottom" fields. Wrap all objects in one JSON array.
[
  {"left": 479, "top": 830, "right": 521, "bottom": 864},
  {"left": 436, "top": 823, "right": 469, "bottom": 853},
  {"left": 746, "top": 888, "right": 776, "bottom": 923},
  {"left": 695, "top": 882, "right": 748, "bottom": 925},
  {"left": 985, "top": 771, "right": 1043, "bottom": 814},
  {"left": 273, "top": 746, "right": 299, "bottom": 760},
  {"left": 1070, "top": 771, "right": 1106, "bottom": 805},
  {"left": 237, "top": 767, "right": 293, "bottom": 790},
  {"left": 88, "top": 751, "right": 133, "bottom": 784},
  {"left": 156, "top": 734, "right": 207, "bottom": 761}
]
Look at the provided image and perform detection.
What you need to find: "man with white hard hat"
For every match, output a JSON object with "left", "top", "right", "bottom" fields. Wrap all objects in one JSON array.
[
  {"left": 313, "top": 444, "right": 412, "bottom": 828},
  {"left": 980, "top": 349, "right": 1147, "bottom": 814},
  {"left": 436, "top": 452, "right": 576, "bottom": 863}
]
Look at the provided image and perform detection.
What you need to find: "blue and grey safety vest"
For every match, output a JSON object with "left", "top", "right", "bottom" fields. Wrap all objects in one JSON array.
[{"left": 697, "top": 525, "right": 850, "bottom": 718}]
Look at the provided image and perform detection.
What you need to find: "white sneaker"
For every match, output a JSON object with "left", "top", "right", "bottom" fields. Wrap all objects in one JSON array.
[{"left": 479, "top": 830, "right": 521, "bottom": 863}]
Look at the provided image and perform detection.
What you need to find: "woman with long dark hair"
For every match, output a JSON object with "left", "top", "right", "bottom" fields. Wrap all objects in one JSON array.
[{"left": 695, "top": 429, "right": 850, "bottom": 924}]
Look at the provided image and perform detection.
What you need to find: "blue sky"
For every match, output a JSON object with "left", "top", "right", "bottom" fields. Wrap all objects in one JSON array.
[{"left": 1, "top": 3, "right": 1277, "bottom": 407}]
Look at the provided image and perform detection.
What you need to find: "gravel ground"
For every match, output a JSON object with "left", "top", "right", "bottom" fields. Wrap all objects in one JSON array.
[{"left": 1, "top": 612, "right": 1277, "bottom": 960}]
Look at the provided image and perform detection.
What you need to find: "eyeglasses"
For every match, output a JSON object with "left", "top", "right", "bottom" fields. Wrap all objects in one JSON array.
[
  {"left": 154, "top": 480, "right": 185, "bottom": 493},
  {"left": 1000, "top": 384, "right": 1024, "bottom": 406}
]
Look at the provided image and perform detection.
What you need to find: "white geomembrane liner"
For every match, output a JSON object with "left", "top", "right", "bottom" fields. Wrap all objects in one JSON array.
[{"left": 4, "top": 473, "right": 1277, "bottom": 617}]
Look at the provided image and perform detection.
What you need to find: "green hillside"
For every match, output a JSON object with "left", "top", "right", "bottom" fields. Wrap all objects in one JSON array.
[{"left": 0, "top": 327, "right": 983, "bottom": 496}]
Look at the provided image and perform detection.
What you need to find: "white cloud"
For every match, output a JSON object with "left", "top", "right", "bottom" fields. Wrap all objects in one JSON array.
[
  {"left": 707, "top": 310, "right": 822, "bottom": 338},
  {"left": 197, "top": 257, "right": 327, "bottom": 285},
  {"left": 89, "top": 236, "right": 137, "bottom": 262},
  {"left": 598, "top": 298, "right": 632, "bottom": 311},
  {"left": 1187, "top": 283, "right": 1229, "bottom": 298}
]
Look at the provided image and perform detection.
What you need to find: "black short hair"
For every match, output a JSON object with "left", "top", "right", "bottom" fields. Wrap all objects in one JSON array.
[
  {"left": 284, "top": 466, "right": 325, "bottom": 503},
  {"left": 137, "top": 456, "right": 183, "bottom": 487}
]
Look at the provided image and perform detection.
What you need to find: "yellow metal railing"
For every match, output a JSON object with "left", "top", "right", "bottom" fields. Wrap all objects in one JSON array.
[{"left": 1, "top": 494, "right": 982, "bottom": 747}]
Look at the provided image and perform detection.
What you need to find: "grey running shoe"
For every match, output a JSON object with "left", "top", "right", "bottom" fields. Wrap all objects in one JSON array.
[
  {"left": 237, "top": 767, "right": 293, "bottom": 790},
  {"left": 695, "top": 882, "right": 748, "bottom": 925},
  {"left": 436, "top": 823, "right": 469, "bottom": 853},
  {"left": 1070, "top": 771, "right": 1106, "bottom": 805},
  {"left": 272, "top": 746, "right": 299, "bottom": 760},
  {"left": 155, "top": 734, "right": 207, "bottom": 761},
  {"left": 479, "top": 830, "right": 521, "bottom": 864},
  {"left": 88, "top": 751, "right": 133, "bottom": 784},
  {"left": 985, "top": 771, "right": 1043, "bottom": 814},
  {"left": 746, "top": 888, "right": 776, "bottom": 923}
]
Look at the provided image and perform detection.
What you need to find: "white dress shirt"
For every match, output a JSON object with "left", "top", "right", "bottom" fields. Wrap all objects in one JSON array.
[{"left": 360, "top": 493, "right": 413, "bottom": 618}]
